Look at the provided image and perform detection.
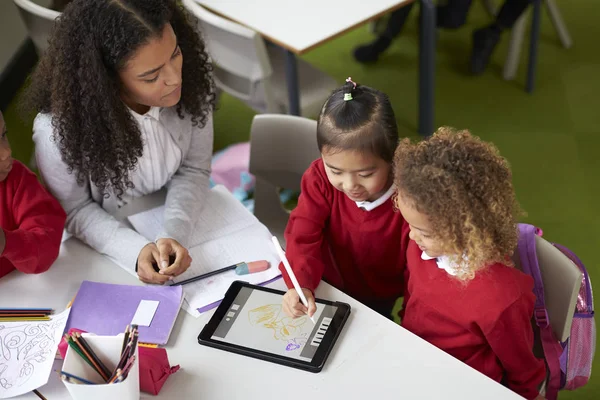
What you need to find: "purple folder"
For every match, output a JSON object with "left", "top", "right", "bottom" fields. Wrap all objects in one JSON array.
[{"left": 66, "top": 281, "right": 183, "bottom": 345}]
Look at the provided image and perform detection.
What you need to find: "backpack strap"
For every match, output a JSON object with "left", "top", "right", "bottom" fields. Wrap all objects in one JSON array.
[{"left": 517, "top": 224, "right": 563, "bottom": 400}]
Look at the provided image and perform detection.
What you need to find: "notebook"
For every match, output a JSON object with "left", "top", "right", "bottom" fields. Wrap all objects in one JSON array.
[
  {"left": 66, "top": 281, "right": 183, "bottom": 345},
  {"left": 127, "top": 185, "right": 282, "bottom": 317}
]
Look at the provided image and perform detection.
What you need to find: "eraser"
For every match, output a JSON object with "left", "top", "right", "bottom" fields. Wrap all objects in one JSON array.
[{"left": 235, "top": 260, "right": 270, "bottom": 275}]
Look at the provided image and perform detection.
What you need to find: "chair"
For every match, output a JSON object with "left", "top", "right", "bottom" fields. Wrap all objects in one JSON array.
[
  {"left": 249, "top": 114, "right": 320, "bottom": 245},
  {"left": 182, "top": 0, "right": 337, "bottom": 117},
  {"left": 512, "top": 233, "right": 582, "bottom": 343},
  {"left": 13, "top": 0, "right": 60, "bottom": 57},
  {"left": 481, "top": 0, "right": 572, "bottom": 81}
]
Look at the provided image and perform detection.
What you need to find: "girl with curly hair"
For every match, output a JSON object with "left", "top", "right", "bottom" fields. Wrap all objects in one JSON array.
[
  {"left": 393, "top": 127, "right": 546, "bottom": 400},
  {"left": 281, "top": 78, "right": 410, "bottom": 320},
  {"left": 26, "top": 0, "right": 215, "bottom": 284}
]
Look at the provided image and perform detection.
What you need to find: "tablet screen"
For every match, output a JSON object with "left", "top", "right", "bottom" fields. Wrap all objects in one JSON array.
[{"left": 211, "top": 286, "right": 338, "bottom": 362}]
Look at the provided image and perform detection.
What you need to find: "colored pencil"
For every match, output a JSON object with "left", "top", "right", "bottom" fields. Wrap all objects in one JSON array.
[
  {"left": 169, "top": 263, "right": 239, "bottom": 286},
  {"left": 74, "top": 333, "right": 112, "bottom": 379},
  {"left": 121, "top": 325, "right": 130, "bottom": 355},
  {"left": 60, "top": 371, "right": 96, "bottom": 385},
  {"left": 108, "top": 369, "right": 122, "bottom": 384},
  {"left": 64, "top": 335, "right": 105, "bottom": 381},
  {"left": 32, "top": 389, "right": 47, "bottom": 400},
  {"left": 71, "top": 334, "right": 109, "bottom": 382}
]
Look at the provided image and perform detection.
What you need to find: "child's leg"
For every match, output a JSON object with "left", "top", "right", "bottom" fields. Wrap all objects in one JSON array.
[{"left": 471, "top": 0, "right": 531, "bottom": 74}]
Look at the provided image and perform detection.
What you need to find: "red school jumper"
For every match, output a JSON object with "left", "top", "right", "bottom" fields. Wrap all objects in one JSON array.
[
  {"left": 402, "top": 240, "right": 546, "bottom": 399},
  {"left": 280, "top": 159, "right": 411, "bottom": 311},
  {"left": 0, "top": 160, "right": 66, "bottom": 279}
]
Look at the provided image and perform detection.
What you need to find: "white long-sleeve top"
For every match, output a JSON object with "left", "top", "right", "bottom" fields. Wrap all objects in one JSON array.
[{"left": 33, "top": 106, "right": 213, "bottom": 272}]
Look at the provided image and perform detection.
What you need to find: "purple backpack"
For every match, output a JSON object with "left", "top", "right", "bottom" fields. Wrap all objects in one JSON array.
[{"left": 517, "top": 224, "right": 595, "bottom": 399}]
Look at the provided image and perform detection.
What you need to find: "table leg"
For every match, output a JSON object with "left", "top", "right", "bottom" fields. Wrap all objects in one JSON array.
[
  {"left": 526, "top": 0, "right": 542, "bottom": 93},
  {"left": 284, "top": 49, "right": 301, "bottom": 116},
  {"left": 419, "top": 0, "right": 436, "bottom": 136}
]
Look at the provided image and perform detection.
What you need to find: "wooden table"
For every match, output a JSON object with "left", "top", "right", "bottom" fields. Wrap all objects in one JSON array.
[{"left": 197, "top": 0, "right": 436, "bottom": 135}]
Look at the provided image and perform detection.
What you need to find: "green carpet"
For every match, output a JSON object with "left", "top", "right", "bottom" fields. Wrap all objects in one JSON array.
[{"left": 4, "top": 1, "right": 598, "bottom": 398}]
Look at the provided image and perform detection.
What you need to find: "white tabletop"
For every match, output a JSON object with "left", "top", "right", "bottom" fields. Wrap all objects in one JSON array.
[
  {"left": 196, "top": 0, "right": 416, "bottom": 54},
  {"left": 2, "top": 239, "right": 523, "bottom": 400}
]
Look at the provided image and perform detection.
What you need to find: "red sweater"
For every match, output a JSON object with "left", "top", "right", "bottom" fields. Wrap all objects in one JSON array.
[
  {"left": 0, "top": 160, "right": 66, "bottom": 279},
  {"left": 280, "top": 159, "right": 410, "bottom": 310},
  {"left": 402, "top": 240, "right": 546, "bottom": 399}
]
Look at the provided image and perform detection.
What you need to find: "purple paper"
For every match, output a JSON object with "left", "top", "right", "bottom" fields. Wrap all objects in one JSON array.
[
  {"left": 66, "top": 281, "right": 183, "bottom": 345},
  {"left": 195, "top": 275, "right": 283, "bottom": 314}
]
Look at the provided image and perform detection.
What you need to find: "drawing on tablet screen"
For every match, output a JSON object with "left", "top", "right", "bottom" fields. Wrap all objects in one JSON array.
[{"left": 248, "top": 304, "right": 309, "bottom": 350}]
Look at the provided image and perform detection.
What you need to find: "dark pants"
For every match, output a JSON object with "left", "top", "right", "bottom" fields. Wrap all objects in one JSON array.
[{"left": 379, "top": 0, "right": 531, "bottom": 40}]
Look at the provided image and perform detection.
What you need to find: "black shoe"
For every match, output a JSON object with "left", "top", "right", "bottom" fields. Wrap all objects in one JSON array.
[
  {"left": 471, "top": 25, "right": 501, "bottom": 75},
  {"left": 353, "top": 37, "right": 392, "bottom": 64}
]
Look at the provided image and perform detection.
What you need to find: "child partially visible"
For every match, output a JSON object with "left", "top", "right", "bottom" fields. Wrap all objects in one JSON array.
[
  {"left": 281, "top": 78, "right": 410, "bottom": 319},
  {"left": 0, "top": 111, "right": 66, "bottom": 279},
  {"left": 394, "top": 127, "right": 546, "bottom": 399}
]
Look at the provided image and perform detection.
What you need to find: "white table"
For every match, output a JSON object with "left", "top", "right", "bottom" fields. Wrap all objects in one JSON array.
[
  {"left": 3, "top": 239, "right": 522, "bottom": 400},
  {"left": 196, "top": 0, "right": 436, "bottom": 136}
]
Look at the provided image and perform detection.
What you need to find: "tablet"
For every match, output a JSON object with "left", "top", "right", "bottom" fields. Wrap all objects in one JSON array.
[{"left": 198, "top": 281, "right": 351, "bottom": 373}]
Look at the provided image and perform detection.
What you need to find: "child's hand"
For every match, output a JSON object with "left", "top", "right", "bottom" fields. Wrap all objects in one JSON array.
[{"left": 283, "top": 288, "right": 317, "bottom": 318}]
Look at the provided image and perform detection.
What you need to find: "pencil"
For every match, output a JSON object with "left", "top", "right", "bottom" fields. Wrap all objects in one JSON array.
[
  {"left": 108, "top": 369, "right": 122, "bottom": 384},
  {"left": 128, "top": 330, "right": 139, "bottom": 359},
  {"left": 121, "top": 355, "right": 136, "bottom": 378},
  {"left": 64, "top": 335, "right": 106, "bottom": 382},
  {"left": 74, "top": 333, "right": 112, "bottom": 379},
  {"left": 32, "top": 389, "right": 47, "bottom": 400},
  {"left": 72, "top": 334, "right": 109, "bottom": 382},
  {"left": 60, "top": 371, "right": 96, "bottom": 385},
  {"left": 121, "top": 325, "right": 130, "bottom": 355}
]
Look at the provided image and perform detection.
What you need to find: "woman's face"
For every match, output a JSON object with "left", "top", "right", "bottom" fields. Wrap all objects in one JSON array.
[{"left": 119, "top": 23, "right": 183, "bottom": 114}]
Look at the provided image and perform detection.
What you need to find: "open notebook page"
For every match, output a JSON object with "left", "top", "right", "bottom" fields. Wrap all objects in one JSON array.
[
  {"left": 128, "top": 185, "right": 257, "bottom": 248},
  {"left": 127, "top": 185, "right": 282, "bottom": 317}
]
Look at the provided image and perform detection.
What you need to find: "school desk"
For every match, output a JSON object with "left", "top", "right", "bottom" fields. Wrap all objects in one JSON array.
[
  {"left": 2, "top": 238, "right": 523, "bottom": 400},
  {"left": 195, "top": 0, "right": 436, "bottom": 136}
]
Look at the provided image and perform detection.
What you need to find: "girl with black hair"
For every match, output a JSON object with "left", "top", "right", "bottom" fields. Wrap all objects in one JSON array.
[{"left": 280, "top": 78, "right": 410, "bottom": 320}]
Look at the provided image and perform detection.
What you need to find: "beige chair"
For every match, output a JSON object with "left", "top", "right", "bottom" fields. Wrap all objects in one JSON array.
[
  {"left": 249, "top": 114, "right": 320, "bottom": 245},
  {"left": 13, "top": 0, "right": 60, "bottom": 56},
  {"left": 512, "top": 233, "right": 582, "bottom": 343},
  {"left": 182, "top": 0, "right": 337, "bottom": 118}
]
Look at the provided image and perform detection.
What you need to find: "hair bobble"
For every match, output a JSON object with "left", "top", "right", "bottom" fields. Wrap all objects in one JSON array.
[{"left": 344, "top": 76, "right": 357, "bottom": 101}]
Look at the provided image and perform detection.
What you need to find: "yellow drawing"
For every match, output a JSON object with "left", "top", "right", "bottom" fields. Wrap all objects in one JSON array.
[{"left": 248, "top": 304, "right": 307, "bottom": 340}]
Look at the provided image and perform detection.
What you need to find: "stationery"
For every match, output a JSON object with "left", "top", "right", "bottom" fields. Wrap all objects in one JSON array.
[
  {"left": 66, "top": 281, "right": 183, "bottom": 345},
  {"left": 271, "top": 236, "right": 316, "bottom": 324},
  {"left": 126, "top": 185, "right": 282, "bottom": 316}
]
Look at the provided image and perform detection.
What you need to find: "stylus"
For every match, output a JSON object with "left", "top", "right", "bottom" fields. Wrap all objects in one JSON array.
[{"left": 271, "top": 236, "right": 316, "bottom": 324}]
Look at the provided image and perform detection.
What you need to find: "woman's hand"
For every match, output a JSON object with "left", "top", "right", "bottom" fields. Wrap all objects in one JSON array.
[
  {"left": 136, "top": 243, "right": 171, "bottom": 284},
  {"left": 155, "top": 238, "right": 192, "bottom": 277}
]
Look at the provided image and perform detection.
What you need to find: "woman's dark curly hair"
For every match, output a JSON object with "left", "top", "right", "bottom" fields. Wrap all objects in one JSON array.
[
  {"left": 24, "top": 0, "right": 214, "bottom": 198},
  {"left": 393, "top": 127, "right": 524, "bottom": 280}
]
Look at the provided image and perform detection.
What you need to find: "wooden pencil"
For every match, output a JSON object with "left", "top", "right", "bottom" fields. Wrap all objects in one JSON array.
[
  {"left": 71, "top": 334, "right": 109, "bottom": 382},
  {"left": 121, "top": 325, "right": 130, "bottom": 355},
  {"left": 108, "top": 369, "right": 122, "bottom": 384},
  {"left": 60, "top": 371, "right": 96, "bottom": 385},
  {"left": 74, "top": 333, "right": 112, "bottom": 379},
  {"left": 63, "top": 334, "right": 94, "bottom": 370},
  {"left": 32, "top": 389, "right": 47, "bottom": 400}
]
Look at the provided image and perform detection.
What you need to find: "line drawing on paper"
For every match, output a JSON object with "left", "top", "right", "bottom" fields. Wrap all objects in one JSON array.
[{"left": 0, "top": 314, "right": 67, "bottom": 391}]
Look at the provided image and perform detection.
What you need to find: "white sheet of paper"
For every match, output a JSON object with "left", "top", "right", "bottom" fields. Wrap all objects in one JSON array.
[
  {"left": 127, "top": 185, "right": 282, "bottom": 317},
  {"left": 130, "top": 300, "right": 160, "bottom": 327},
  {"left": 128, "top": 185, "right": 257, "bottom": 248},
  {"left": 0, "top": 308, "right": 71, "bottom": 399}
]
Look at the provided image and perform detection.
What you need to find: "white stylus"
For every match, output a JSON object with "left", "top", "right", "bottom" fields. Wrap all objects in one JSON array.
[{"left": 271, "top": 236, "right": 316, "bottom": 324}]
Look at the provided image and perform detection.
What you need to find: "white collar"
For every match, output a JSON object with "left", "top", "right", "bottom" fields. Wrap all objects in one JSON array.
[
  {"left": 421, "top": 251, "right": 464, "bottom": 276},
  {"left": 355, "top": 185, "right": 395, "bottom": 211},
  {"left": 129, "top": 106, "right": 161, "bottom": 121}
]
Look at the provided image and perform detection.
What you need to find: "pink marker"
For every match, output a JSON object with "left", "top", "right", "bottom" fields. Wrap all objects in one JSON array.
[{"left": 170, "top": 261, "right": 270, "bottom": 286}]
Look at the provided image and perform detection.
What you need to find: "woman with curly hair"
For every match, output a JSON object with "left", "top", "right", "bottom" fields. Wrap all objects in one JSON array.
[
  {"left": 393, "top": 128, "right": 546, "bottom": 400},
  {"left": 26, "top": 0, "right": 215, "bottom": 284}
]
